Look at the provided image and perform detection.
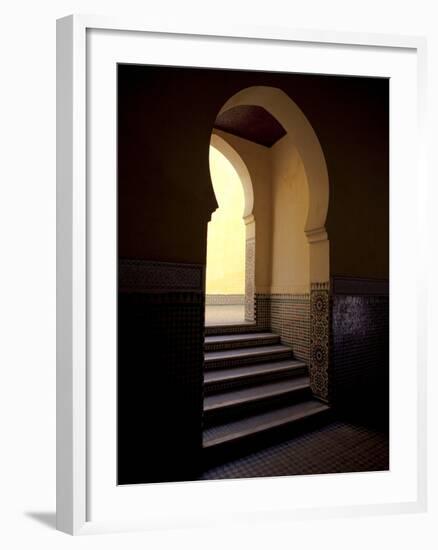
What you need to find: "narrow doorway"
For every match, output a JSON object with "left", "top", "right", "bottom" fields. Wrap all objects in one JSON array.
[{"left": 205, "top": 145, "right": 246, "bottom": 325}]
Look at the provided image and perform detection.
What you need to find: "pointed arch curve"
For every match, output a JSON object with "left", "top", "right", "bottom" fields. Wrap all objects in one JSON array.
[
  {"left": 210, "top": 133, "right": 254, "bottom": 221},
  {"left": 218, "top": 86, "right": 330, "bottom": 283}
]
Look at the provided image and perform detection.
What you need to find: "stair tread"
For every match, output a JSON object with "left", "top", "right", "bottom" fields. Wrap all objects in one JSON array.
[
  {"left": 204, "top": 376, "right": 310, "bottom": 411},
  {"left": 205, "top": 344, "right": 292, "bottom": 362},
  {"left": 205, "top": 322, "right": 257, "bottom": 330},
  {"left": 203, "top": 400, "right": 329, "bottom": 447},
  {"left": 205, "top": 332, "right": 279, "bottom": 344},
  {"left": 204, "top": 359, "right": 306, "bottom": 385}
]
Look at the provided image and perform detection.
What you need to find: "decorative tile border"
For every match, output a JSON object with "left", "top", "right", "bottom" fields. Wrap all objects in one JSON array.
[
  {"left": 310, "top": 282, "right": 330, "bottom": 401},
  {"left": 245, "top": 238, "right": 256, "bottom": 321},
  {"left": 119, "top": 259, "right": 204, "bottom": 293}
]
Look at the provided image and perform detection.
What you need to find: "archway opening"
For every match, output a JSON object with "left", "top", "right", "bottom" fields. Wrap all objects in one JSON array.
[
  {"left": 208, "top": 85, "right": 330, "bottom": 400},
  {"left": 205, "top": 145, "right": 247, "bottom": 326}
]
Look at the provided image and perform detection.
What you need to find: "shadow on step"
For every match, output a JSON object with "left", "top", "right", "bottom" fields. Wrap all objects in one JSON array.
[{"left": 202, "top": 406, "right": 333, "bottom": 470}]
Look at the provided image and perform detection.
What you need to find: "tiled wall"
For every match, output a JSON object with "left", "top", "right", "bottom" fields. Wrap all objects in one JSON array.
[
  {"left": 255, "top": 292, "right": 311, "bottom": 366},
  {"left": 310, "top": 283, "right": 330, "bottom": 402},
  {"left": 256, "top": 279, "right": 389, "bottom": 413},
  {"left": 117, "top": 264, "right": 389, "bottom": 485},
  {"left": 118, "top": 259, "right": 205, "bottom": 484},
  {"left": 330, "top": 277, "right": 389, "bottom": 431},
  {"left": 245, "top": 238, "right": 256, "bottom": 321},
  {"left": 254, "top": 293, "right": 271, "bottom": 331},
  {"left": 269, "top": 294, "right": 310, "bottom": 364},
  {"left": 255, "top": 288, "right": 329, "bottom": 402}
]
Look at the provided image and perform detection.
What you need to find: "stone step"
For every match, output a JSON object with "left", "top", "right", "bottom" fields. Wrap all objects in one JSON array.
[
  {"left": 204, "top": 344, "right": 293, "bottom": 370},
  {"left": 204, "top": 323, "right": 261, "bottom": 337},
  {"left": 203, "top": 359, "right": 307, "bottom": 395},
  {"left": 204, "top": 332, "right": 281, "bottom": 352},
  {"left": 203, "top": 400, "right": 330, "bottom": 453},
  {"left": 203, "top": 376, "right": 311, "bottom": 426}
]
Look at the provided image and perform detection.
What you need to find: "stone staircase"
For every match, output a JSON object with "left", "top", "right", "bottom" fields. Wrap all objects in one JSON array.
[{"left": 203, "top": 328, "right": 330, "bottom": 463}]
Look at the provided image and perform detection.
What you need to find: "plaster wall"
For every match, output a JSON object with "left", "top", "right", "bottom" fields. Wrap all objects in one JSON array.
[
  {"left": 270, "top": 136, "right": 310, "bottom": 293},
  {"left": 213, "top": 130, "right": 313, "bottom": 294},
  {"left": 206, "top": 146, "right": 246, "bottom": 294}
]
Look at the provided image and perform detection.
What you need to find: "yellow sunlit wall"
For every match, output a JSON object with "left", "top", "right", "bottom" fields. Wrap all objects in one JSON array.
[{"left": 206, "top": 146, "right": 245, "bottom": 295}]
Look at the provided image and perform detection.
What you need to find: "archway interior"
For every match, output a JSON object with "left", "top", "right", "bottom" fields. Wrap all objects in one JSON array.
[
  {"left": 208, "top": 86, "right": 330, "bottom": 400},
  {"left": 205, "top": 145, "right": 246, "bottom": 326},
  {"left": 205, "top": 85, "right": 329, "bottom": 338},
  {"left": 212, "top": 87, "right": 329, "bottom": 294}
]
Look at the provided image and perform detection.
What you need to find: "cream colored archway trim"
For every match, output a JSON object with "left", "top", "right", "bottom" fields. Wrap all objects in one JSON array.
[
  {"left": 210, "top": 133, "right": 254, "bottom": 220},
  {"left": 219, "top": 86, "right": 330, "bottom": 283}
]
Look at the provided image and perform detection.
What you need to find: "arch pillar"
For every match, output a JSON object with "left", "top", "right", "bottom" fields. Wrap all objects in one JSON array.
[{"left": 306, "top": 226, "right": 330, "bottom": 284}]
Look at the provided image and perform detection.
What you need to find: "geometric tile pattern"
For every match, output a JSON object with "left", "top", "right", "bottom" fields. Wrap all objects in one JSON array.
[
  {"left": 119, "top": 258, "right": 204, "bottom": 292},
  {"left": 310, "top": 283, "right": 330, "bottom": 401},
  {"left": 255, "top": 293, "right": 271, "bottom": 330},
  {"left": 200, "top": 421, "right": 389, "bottom": 480},
  {"left": 255, "top": 293, "right": 310, "bottom": 364},
  {"left": 270, "top": 294, "right": 310, "bottom": 364},
  {"left": 245, "top": 238, "right": 256, "bottom": 321}
]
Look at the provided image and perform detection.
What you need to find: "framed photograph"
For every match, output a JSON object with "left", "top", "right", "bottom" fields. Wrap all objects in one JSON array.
[{"left": 56, "top": 15, "right": 427, "bottom": 535}]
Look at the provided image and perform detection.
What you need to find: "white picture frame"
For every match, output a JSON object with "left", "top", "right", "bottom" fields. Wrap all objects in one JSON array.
[{"left": 56, "top": 14, "right": 427, "bottom": 535}]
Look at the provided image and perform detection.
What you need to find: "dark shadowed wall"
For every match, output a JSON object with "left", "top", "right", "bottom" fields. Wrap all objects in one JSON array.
[{"left": 330, "top": 277, "right": 389, "bottom": 432}]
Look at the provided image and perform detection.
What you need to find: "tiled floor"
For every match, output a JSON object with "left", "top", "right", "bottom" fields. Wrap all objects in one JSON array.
[
  {"left": 205, "top": 305, "right": 245, "bottom": 326},
  {"left": 200, "top": 421, "right": 389, "bottom": 480}
]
